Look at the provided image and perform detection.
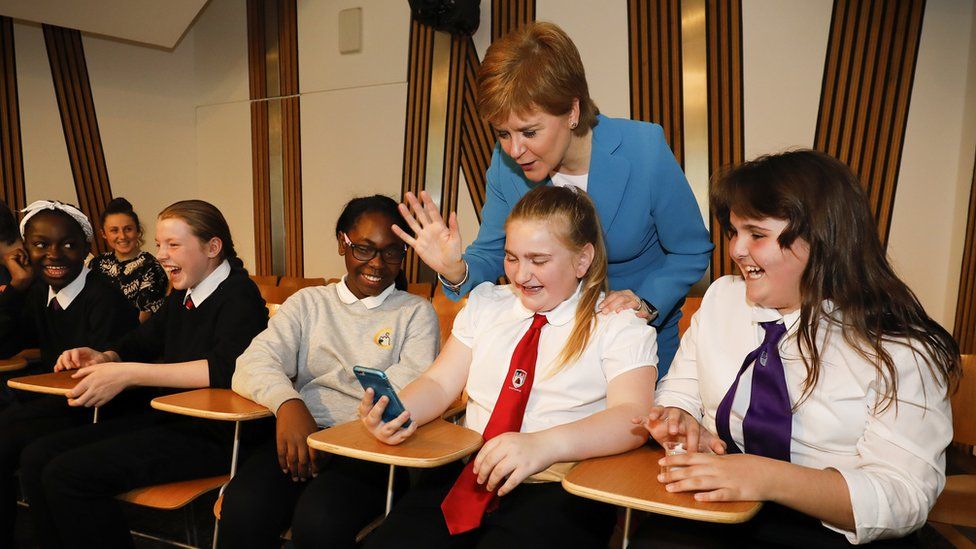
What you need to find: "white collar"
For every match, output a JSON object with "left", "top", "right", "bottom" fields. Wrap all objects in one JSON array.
[
  {"left": 511, "top": 281, "right": 583, "bottom": 327},
  {"left": 48, "top": 265, "right": 91, "bottom": 310},
  {"left": 184, "top": 259, "right": 231, "bottom": 307},
  {"left": 336, "top": 275, "right": 395, "bottom": 309}
]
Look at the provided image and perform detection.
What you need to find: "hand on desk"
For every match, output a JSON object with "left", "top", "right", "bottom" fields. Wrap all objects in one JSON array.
[
  {"left": 472, "top": 431, "right": 551, "bottom": 497},
  {"left": 657, "top": 452, "right": 774, "bottom": 503},
  {"left": 276, "top": 399, "right": 322, "bottom": 482},
  {"left": 359, "top": 388, "right": 417, "bottom": 445},
  {"left": 55, "top": 347, "right": 117, "bottom": 372},
  {"left": 635, "top": 406, "right": 727, "bottom": 455},
  {"left": 66, "top": 362, "right": 137, "bottom": 407}
]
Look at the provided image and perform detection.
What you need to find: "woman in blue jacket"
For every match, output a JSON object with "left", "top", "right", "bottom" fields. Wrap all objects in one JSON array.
[{"left": 395, "top": 22, "right": 711, "bottom": 374}]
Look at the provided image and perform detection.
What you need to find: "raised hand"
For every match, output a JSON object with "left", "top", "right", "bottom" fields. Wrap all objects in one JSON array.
[{"left": 392, "top": 191, "right": 466, "bottom": 283}]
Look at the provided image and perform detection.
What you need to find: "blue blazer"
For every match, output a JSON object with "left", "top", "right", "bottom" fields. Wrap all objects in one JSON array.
[{"left": 452, "top": 115, "right": 713, "bottom": 374}]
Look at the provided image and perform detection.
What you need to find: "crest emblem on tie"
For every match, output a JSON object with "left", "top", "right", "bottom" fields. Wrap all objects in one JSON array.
[
  {"left": 511, "top": 369, "right": 527, "bottom": 389},
  {"left": 759, "top": 350, "right": 768, "bottom": 366}
]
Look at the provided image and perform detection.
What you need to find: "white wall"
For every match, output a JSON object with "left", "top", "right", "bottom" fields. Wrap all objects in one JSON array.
[
  {"left": 888, "top": 0, "right": 976, "bottom": 329},
  {"left": 14, "top": 23, "right": 75, "bottom": 205}
]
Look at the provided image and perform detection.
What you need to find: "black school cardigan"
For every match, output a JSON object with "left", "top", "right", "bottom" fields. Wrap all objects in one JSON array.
[{"left": 109, "top": 262, "right": 268, "bottom": 389}]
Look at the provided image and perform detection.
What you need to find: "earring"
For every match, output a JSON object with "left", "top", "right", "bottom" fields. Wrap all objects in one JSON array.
[{"left": 570, "top": 121, "right": 578, "bottom": 130}]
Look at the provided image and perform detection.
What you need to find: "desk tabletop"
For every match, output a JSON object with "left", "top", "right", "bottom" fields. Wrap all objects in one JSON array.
[
  {"left": 6, "top": 371, "right": 77, "bottom": 396},
  {"left": 307, "top": 419, "right": 483, "bottom": 468},
  {"left": 151, "top": 389, "right": 272, "bottom": 421},
  {"left": 0, "top": 356, "right": 27, "bottom": 373},
  {"left": 562, "top": 444, "right": 762, "bottom": 524}
]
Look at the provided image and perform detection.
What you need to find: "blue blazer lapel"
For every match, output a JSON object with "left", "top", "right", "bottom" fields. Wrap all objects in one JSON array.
[{"left": 587, "top": 118, "right": 630, "bottom": 233}]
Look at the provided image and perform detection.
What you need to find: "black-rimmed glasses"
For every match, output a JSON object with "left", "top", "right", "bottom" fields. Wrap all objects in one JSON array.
[{"left": 342, "top": 233, "right": 407, "bottom": 264}]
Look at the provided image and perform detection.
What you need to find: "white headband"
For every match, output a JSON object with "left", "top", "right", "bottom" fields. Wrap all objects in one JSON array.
[{"left": 20, "top": 200, "right": 94, "bottom": 242}]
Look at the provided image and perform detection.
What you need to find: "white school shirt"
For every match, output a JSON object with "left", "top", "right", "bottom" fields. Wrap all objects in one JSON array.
[
  {"left": 550, "top": 171, "right": 589, "bottom": 193},
  {"left": 454, "top": 282, "right": 657, "bottom": 437},
  {"left": 656, "top": 276, "right": 951, "bottom": 544},
  {"left": 336, "top": 275, "right": 395, "bottom": 309},
  {"left": 183, "top": 259, "right": 230, "bottom": 307},
  {"left": 48, "top": 265, "right": 91, "bottom": 310}
]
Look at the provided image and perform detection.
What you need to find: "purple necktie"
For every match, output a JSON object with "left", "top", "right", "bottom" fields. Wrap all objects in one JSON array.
[{"left": 715, "top": 321, "right": 792, "bottom": 462}]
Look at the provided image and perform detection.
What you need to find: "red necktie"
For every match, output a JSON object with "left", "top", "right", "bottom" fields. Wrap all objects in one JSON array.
[
  {"left": 184, "top": 296, "right": 195, "bottom": 310},
  {"left": 441, "top": 313, "right": 548, "bottom": 535}
]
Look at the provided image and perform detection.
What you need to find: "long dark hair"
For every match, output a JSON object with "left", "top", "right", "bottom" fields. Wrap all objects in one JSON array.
[
  {"left": 0, "top": 200, "right": 17, "bottom": 246},
  {"left": 711, "top": 149, "right": 960, "bottom": 410},
  {"left": 335, "top": 195, "right": 409, "bottom": 291}
]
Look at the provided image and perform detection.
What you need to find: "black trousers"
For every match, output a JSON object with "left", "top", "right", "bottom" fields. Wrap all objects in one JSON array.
[
  {"left": 362, "top": 462, "right": 617, "bottom": 549},
  {"left": 0, "top": 395, "right": 93, "bottom": 548},
  {"left": 20, "top": 410, "right": 271, "bottom": 549},
  {"left": 217, "top": 437, "right": 409, "bottom": 549},
  {"left": 629, "top": 502, "right": 922, "bottom": 548}
]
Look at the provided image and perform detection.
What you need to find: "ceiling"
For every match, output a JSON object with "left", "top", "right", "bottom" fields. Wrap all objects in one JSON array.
[{"left": 0, "top": 0, "right": 209, "bottom": 49}]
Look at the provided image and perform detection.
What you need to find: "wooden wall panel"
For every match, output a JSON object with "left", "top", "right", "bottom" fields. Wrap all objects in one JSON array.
[
  {"left": 458, "top": 40, "right": 494, "bottom": 222},
  {"left": 401, "top": 18, "right": 435, "bottom": 283},
  {"left": 955, "top": 155, "right": 976, "bottom": 353},
  {"left": 247, "top": 0, "right": 272, "bottom": 276},
  {"left": 247, "top": 0, "right": 303, "bottom": 276},
  {"left": 441, "top": 37, "right": 467, "bottom": 219},
  {"left": 705, "top": 0, "right": 744, "bottom": 280},
  {"left": 43, "top": 25, "right": 112, "bottom": 255},
  {"left": 814, "top": 0, "right": 925, "bottom": 247},
  {"left": 492, "top": 0, "right": 535, "bottom": 41},
  {"left": 628, "top": 0, "right": 685, "bottom": 166},
  {"left": 0, "top": 16, "right": 26, "bottom": 211}
]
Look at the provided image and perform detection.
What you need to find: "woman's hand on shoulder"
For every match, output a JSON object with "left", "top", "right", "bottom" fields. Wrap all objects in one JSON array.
[
  {"left": 276, "top": 399, "right": 322, "bottom": 482},
  {"left": 635, "top": 406, "right": 727, "bottom": 455},
  {"left": 472, "top": 431, "right": 553, "bottom": 497},
  {"left": 392, "top": 191, "right": 466, "bottom": 282},
  {"left": 600, "top": 289, "right": 651, "bottom": 319},
  {"left": 358, "top": 388, "right": 417, "bottom": 445},
  {"left": 66, "top": 362, "right": 138, "bottom": 408},
  {"left": 54, "top": 347, "right": 115, "bottom": 372}
]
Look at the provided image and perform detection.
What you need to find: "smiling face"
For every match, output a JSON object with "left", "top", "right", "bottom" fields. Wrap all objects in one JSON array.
[
  {"left": 493, "top": 105, "right": 578, "bottom": 182},
  {"left": 155, "top": 217, "right": 221, "bottom": 291},
  {"left": 728, "top": 212, "right": 810, "bottom": 314},
  {"left": 102, "top": 213, "right": 140, "bottom": 259},
  {"left": 338, "top": 212, "right": 404, "bottom": 300},
  {"left": 504, "top": 218, "right": 593, "bottom": 313},
  {"left": 24, "top": 211, "right": 90, "bottom": 291}
]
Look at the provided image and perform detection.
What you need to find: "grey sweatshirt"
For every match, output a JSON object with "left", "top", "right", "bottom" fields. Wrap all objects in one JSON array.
[{"left": 232, "top": 283, "right": 440, "bottom": 426}]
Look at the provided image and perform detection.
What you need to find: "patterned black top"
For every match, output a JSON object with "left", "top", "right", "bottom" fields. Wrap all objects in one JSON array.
[{"left": 89, "top": 251, "right": 168, "bottom": 313}]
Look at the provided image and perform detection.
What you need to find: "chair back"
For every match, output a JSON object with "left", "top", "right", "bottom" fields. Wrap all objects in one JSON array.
[
  {"left": 278, "top": 276, "right": 327, "bottom": 289},
  {"left": 952, "top": 354, "right": 976, "bottom": 446},
  {"left": 678, "top": 297, "right": 702, "bottom": 338},
  {"left": 407, "top": 282, "right": 433, "bottom": 300},
  {"left": 250, "top": 275, "right": 279, "bottom": 286},
  {"left": 258, "top": 284, "right": 300, "bottom": 305},
  {"left": 432, "top": 285, "right": 467, "bottom": 345}
]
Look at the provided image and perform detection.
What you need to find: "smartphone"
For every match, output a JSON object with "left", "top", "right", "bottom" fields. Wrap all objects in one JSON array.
[{"left": 353, "top": 366, "right": 412, "bottom": 428}]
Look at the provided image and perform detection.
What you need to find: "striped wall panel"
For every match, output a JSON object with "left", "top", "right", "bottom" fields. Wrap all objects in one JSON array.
[
  {"left": 955, "top": 156, "right": 976, "bottom": 353},
  {"left": 401, "top": 18, "right": 435, "bottom": 283},
  {"left": 814, "top": 0, "right": 925, "bottom": 248},
  {"left": 247, "top": 0, "right": 272, "bottom": 276},
  {"left": 440, "top": 36, "right": 467, "bottom": 220},
  {"left": 458, "top": 40, "right": 494, "bottom": 222},
  {"left": 43, "top": 25, "right": 112, "bottom": 255},
  {"left": 0, "top": 16, "right": 26, "bottom": 211},
  {"left": 705, "top": 0, "right": 744, "bottom": 280},
  {"left": 247, "top": 0, "right": 304, "bottom": 276},
  {"left": 278, "top": 0, "right": 303, "bottom": 277},
  {"left": 628, "top": 0, "right": 685, "bottom": 166},
  {"left": 492, "top": 0, "right": 535, "bottom": 41}
]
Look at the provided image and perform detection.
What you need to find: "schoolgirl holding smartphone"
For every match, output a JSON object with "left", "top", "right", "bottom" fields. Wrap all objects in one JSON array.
[
  {"left": 221, "top": 195, "right": 439, "bottom": 548},
  {"left": 19, "top": 200, "right": 268, "bottom": 548},
  {"left": 361, "top": 185, "right": 657, "bottom": 549},
  {"left": 634, "top": 150, "right": 960, "bottom": 547}
]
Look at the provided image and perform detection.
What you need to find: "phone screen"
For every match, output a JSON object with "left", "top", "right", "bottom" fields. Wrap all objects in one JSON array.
[{"left": 353, "top": 366, "right": 412, "bottom": 428}]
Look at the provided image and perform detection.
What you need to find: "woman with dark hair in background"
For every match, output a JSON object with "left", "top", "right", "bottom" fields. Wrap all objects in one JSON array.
[
  {"left": 395, "top": 21, "right": 712, "bottom": 377},
  {"left": 89, "top": 197, "right": 167, "bottom": 321}
]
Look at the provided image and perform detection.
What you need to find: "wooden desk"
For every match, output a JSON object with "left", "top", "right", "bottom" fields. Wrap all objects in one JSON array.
[
  {"left": 563, "top": 445, "right": 761, "bottom": 524},
  {"left": 307, "top": 419, "right": 482, "bottom": 469},
  {"left": 151, "top": 388, "right": 272, "bottom": 422},
  {"left": 6, "top": 371, "right": 78, "bottom": 396},
  {"left": 0, "top": 356, "right": 27, "bottom": 373},
  {"left": 308, "top": 419, "right": 483, "bottom": 516}
]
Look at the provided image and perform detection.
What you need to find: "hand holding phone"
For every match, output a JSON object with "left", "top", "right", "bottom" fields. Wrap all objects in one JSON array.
[{"left": 354, "top": 366, "right": 418, "bottom": 445}]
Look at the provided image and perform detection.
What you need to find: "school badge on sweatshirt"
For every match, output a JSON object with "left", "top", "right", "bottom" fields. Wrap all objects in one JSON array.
[{"left": 374, "top": 328, "right": 393, "bottom": 349}]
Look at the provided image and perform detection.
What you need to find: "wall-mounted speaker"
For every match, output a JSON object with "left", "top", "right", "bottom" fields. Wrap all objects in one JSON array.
[{"left": 338, "top": 7, "right": 362, "bottom": 54}]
